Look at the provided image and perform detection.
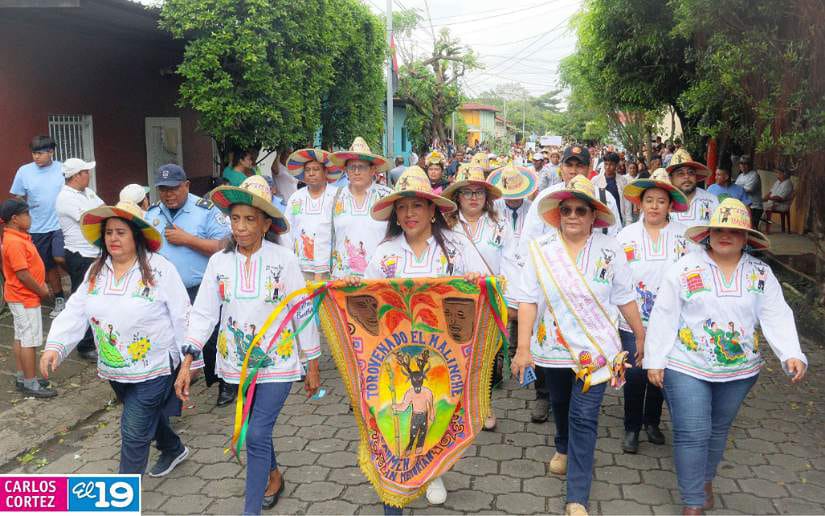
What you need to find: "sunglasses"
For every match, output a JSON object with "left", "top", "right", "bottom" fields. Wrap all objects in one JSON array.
[{"left": 560, "top": 205, "right": 591, "bottom": 217}]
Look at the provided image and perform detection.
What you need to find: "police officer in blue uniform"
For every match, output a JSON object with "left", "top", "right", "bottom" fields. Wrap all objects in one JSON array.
[{"left": 145, "top": 164, "right": 235, "bottom": 405}]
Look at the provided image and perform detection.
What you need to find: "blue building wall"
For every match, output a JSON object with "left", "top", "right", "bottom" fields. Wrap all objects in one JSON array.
[{"left": 383, "top": 102, "right": 414, "bottom": 165}]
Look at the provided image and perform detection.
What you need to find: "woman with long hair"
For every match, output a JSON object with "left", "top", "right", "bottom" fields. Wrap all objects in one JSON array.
[
  {"left": 645, "top": 198, "right": 807, "bottom": 514},
  {"left": 41, "top": 201, "right": 191, "bottom": 476},
  {"left": 616, "top": 169, "right": 693, "bottom": 453},
  {"left": 511, "top": 176, "right": 646, "bottom": 516},
  {"left": 442, "top": 163, "right": 509, "bottom": 430},
  {"left": 175, "top": 176, "right": 321, "bottom": 514},
  {"left": 348, "top": 166, "right": 485, "bottom": 511}
]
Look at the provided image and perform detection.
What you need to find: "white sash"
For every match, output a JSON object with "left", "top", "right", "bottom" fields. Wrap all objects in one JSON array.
[{"left": 530, "top": 237, "right": 629, "bottom": 390}]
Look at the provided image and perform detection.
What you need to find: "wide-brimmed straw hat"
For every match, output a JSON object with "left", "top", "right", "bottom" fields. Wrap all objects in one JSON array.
[
  {"left": 209, "top": 175, "right": 289, "bottom": 234},
  {"left": 538, "top": 175, "right": 615, "bottom": 229},
  {"left": 442, "top": 164, "right": 503, "bottom": 202},
  {"left": 287, "top": 148, "right": 342, "bottom": 182},
  {"left": 487, "top": 164, "right": 538, "bottom": 200},
  {"left": 330, "top": 137, "right": 390, "bottom": 173},
  {"left": 370, "top": 166, "right": 457, "bottom": 221},
  {"left": 623, "top": 168, "right": 689, "bottom": 212},
  {"left": 81, "top": 201, "right": 162, "bottom": 252},
  {"left": 469, "top": 152, "right": 492, "bottom": 172},
  {"left": 666, "top": 149, "right": 710, "bottom": 179},
  {"left": 424, "top": 150, "right": 446, "bottom": 167},
  {"left": 685, "top": 198, "right": 770, "bottom": 250}
]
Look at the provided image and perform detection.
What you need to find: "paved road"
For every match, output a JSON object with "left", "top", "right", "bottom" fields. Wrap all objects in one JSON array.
[{"left": 3, "top": 333, "right": 823, "bottom": 515}]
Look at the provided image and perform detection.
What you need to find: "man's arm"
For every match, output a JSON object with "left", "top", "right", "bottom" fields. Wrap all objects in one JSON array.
[{"left": 164, "top": 226, "right": 225, "bottom": 256}]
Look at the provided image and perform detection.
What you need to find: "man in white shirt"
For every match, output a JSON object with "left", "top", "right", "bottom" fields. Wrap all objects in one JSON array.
[
  {"left": 667, "top": 160, "right": 719, "bottom": 228},
  {"left": 55, "top": 158, "right": 104, "bottom": 360},
  {"left": 734, "top": 155, "right": 762, "bottom": 227},
  {"left": 270, "top": 148, "right": 299, "bottom": 201},
  {"left": 592, "top": 152, "right": 632, "bottom": 226}
]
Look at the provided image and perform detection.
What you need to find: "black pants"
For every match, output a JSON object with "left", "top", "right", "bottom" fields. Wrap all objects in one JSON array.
[
  {"left": 492, "top": 318, "right": 518, "bottom": 389},
  {"left": 750, "top": 208, "right": 764, "bottom": 229},
  {"left": 65, "top": 250, "right": 95, "bottom": 353},
  {"left": 187, "top": 285, "right": 220, "bottom": 386},
  {"left": 621, "top": 330, "right": 663, "bottom": 432}
]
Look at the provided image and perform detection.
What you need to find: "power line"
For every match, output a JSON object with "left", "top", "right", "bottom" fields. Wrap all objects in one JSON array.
[
  {"left": 429, "top": 1, "right": 563, "bottom": 27},
  {"left": 426, "top": 0, "right": 558, "bottom": 23},
  {"left": 487, "top": 14, "right": 573, "bottom": 75}
]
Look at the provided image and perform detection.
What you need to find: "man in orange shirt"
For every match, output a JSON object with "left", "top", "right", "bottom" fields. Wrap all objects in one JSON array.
[{"left": 1, "top": 199, "right": 56, "bottom": 397}]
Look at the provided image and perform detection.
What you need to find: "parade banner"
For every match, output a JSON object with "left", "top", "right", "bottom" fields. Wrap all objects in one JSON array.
[{"left": 316, "top": 277, "right": 506, "bottom": 508}]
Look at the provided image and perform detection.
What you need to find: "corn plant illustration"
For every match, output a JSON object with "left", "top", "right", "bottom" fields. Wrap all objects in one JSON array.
[{"left": 376, "top": 278, "right": 480, "bottom": 334}]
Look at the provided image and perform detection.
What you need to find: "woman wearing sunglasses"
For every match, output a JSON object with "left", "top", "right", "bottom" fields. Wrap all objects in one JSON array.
[
  {"left": 442, "top": 164, "right": 510, "bottom": 431},
  {"left": 511, "top": 176, "right": 645, "bottom": 516}
]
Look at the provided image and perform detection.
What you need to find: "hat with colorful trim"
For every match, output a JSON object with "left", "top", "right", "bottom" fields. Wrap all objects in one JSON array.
[
  {"left": 424, "top": 150, "right": 446, "bottom": 167},
  {"left": 623, "top": 168, "right": 689, "bottom": 212},
  {"left": 487, "top": 164, "right": 538, "bottom": 200},
  {"left": 370, "top": 166, "right": 457, "bottom": 221},
  {"left": 330, "top": 137, "right": 390, "bottom": 173},
  {"left": 442, "top": 164, "right": 503, "bottom": 201},
  {"left": 666, "top": 149, "right": 710, "bottom": 179},
  {"left": 208, "top": 175, "right": 289, "bottom": 234},
  {"left": 684, "top": 198, "right": 770, "bottom": 250},
  {"left": 81, "top": 201, "right": 162, "bottom": 252},
  {"left": 286, "top": 148, "right": 342, "bottom": 182},
  {"left": 538, "top": 175, "right": 615, "bottom": 229}
]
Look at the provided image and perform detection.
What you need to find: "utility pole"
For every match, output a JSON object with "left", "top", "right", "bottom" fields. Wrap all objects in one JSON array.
[{"left": 386, "top": 0, "right": 394, "bottom": 160}]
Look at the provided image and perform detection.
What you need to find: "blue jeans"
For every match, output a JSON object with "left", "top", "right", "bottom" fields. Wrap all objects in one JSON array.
[
  {"left": 383, "top": 504, "right": 403, "bottom": 515},
  {"left": 663, "top": 369, "right": 758, "bottom": 506},
  {"left": 113, "top": 374, "right": 183, "bottom": 474},
  {"left": 545, "top": 367, "right": 606, "bottom": 506},
  {"left": 244, "top": 381, "right": 292, "bottom": 515},
  {"left": 620, "top": 330, "right": 663, "bottom": 432}
]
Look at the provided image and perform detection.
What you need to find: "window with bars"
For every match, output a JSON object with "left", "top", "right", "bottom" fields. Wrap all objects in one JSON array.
[{"left": 48, "top": 114, "right": 96, "bottom": 188}]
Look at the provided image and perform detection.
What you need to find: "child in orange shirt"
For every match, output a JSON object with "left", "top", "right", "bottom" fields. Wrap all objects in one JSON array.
[{"left": 1, "top": 199, "right": 56, "bottom": 398}]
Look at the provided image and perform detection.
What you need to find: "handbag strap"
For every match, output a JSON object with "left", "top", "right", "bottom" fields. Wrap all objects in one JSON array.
[
  {"left": 328, "top": 185, "right": 345, "bottom": 274},
  {"left": 460, "top": 220, "right": 494, "bottom": 275}
]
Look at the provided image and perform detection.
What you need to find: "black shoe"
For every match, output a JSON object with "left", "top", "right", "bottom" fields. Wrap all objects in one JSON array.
[
  {"left": 531, "top": 398, "right": 550, "bottom": 423},
  {"left": 622, "top": 431, "right": 639, "bottom": 454},
  {"left": 78, "top": 349, "right": 98, "bottom": 361},
  {"left": 216, "top": 382, "right": 238, "bottom": 407},
  {"left": 149, "top": 446, "right": 189, "bottom": 477},
  {"left": 645, "top": 425, "right": 666, "bottom": 445},
  {"left": 15, "top": 378, "right": 50, "bottom": 390},
  {"left": 262, "top": 476, "right": 285, "bottom": 510},
  {"left": 20, "top": 382, "right": 57, "bottom": 398}
]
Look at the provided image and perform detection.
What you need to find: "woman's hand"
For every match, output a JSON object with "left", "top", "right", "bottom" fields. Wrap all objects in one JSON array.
[
  {"left": 463, "top": 272, "right": 482, "bottom": 284},
  {"left": 510, "top": 350, "right": 535, "bottom": 385},
  {"left": 40, "top": 350, "right": 60, "bottom": 379},
  {"left": 175, "top": 360, "right": 193, "bottom": 402},
  {"left": 342, "top": 276, "right": 362, "bottom": 288},
  {"left": 648, "top": 369, "right": 664, "bottom": 388},
  {"left": 785, "top": 358, "right": 806, "bottom": 383},
  {"left": 304, "top": 359, "right": 321, "bottom": 398}
]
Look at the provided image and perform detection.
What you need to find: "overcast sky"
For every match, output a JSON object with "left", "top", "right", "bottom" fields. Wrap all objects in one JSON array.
[{"left": 363, "top": 0, "right": 583, "bottom": 98}]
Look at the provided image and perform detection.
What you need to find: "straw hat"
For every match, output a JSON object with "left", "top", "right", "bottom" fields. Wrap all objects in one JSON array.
[
  {"left": 666, "top": 149, "right": 710, "bottom": 179},
  {"left": 487, "top": 164, "right": 537, "bottom": 200},
  {"left": 623, "top": 168, "right": 689, "bottom": 212},
  {"left": 370, "top": 166, "right": 457, "bottom": 221},
  {"left": 209, "top": 175, "right": 289, "bottom": 234},
  {"left": 330, "top": 137, "right": 390, "bottom": 173},
  {"left": 424, "top": 150, "right": 446, "bottom": 167},
  {"left": 442, "top": 164, "right": 502, "bottom": 202},
  {"left": 81, "top": 201, "right": 162, "bottom": 252},
  {"left": 684, "top": 198, "right": 770, "bottom": 250},
  {"left": 537, "top": 175, "right": 615, "bottom": 229},
  {"left": 286, "top": 148, "right": 342, "bottom": 182},
  {"left": 469, "top": 152, "right": 492, "bottom": 172}
]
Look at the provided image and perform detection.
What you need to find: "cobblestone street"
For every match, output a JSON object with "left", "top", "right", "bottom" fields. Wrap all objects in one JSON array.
[{"left": 3, "top": 334, "right": 823, "bottom": 515}]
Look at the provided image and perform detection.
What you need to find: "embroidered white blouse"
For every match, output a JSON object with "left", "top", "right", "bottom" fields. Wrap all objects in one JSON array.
[
  {"left": 330, "top": 183, "right": 393, "bottom": 279},
  {"left": 518, "top": 180, "right": 623, "bottom": 261},
  {"left": 671, "top": 188, "right": 719, "bottom": 228},
  {"left": 644, "top": 250, "right": 807, "bottom": 382},
  {"left": 282, "top": 185, "right": 336, "bottom": 274},
  {"left": 511, "top": 232, "right": 635, "bottom": 369},
  {"left": 456, "top": 210, "right": 509, "bottom": 275},
  {"left": 494, "top": 198, "right": 532, "bottom": 308},
  {"left": 615, "top": 221, "right": 694, "bottom": 331},
  {"left": 185, "top": 240, "right": 320, "bottom": 384},
  {"left": 364, "top": 229, "right": 487, "bottom": 279},
  {"left": 45, "top": 254, "right": 190, "bottom": 383}
]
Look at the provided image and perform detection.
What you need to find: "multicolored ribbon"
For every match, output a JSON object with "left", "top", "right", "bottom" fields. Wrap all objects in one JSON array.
[
  {"left": 479, "top": 276, "right": 510, "bottom": 381},
  {"left": 230, "top": 284, "right": 329, "bottom": 460}
]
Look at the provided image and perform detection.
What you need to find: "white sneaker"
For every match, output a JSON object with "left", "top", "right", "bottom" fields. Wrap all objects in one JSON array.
[
  {"left": 49, "top": 297, "right": 65, "bottom": 318},
  {"left": 425, "top": 476, "right": 447, "bottom": 505}
]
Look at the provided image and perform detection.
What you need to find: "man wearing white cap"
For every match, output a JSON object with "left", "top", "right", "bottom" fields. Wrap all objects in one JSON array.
[
  {"left": 119, "top": 184, "right": 151, "bottom": 212},
  {"left": 54, "top": 158, "right": 104, "bottom": 360}
]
